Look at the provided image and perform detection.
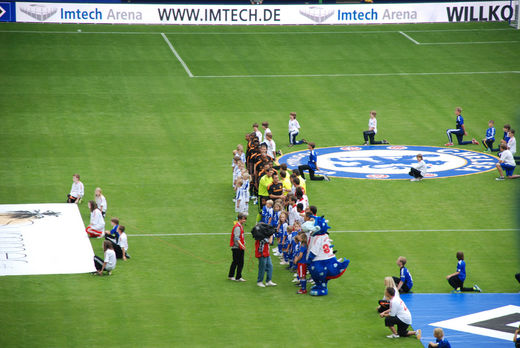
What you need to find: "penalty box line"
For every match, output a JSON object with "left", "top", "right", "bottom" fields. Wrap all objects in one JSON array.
[
  {"left": 129, "top": 228, "right": 519, "bottom": 237},
  {"left": 160, "top": 32, "right": 194, "bottom": 78}
]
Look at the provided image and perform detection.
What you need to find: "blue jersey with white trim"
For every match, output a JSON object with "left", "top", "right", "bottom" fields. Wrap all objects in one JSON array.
[
  {"left": 456, "top": 115, "right": 464, "bottom": 129},
  {"left": 457, "top": 260, "right": 466, "bottom": 281},
  {"left": 485, "top": 127, "right": 496, "bottom": 140},
  {"left": 308, "top": 150, "right": 318, "bottom": 170},
  {"left": 400, "top": 267, "right": 413, "bottom": 290},
  {"left": 504, "top": 131, "right": 511, "bottom": 143},
  {"left": 436, "top": 337, "right": 451, "bottom": 348},
  {"left": 261, "top": 206, "right": 273, "bottom": 224},
  {"left": 298, "top": 245, "right": 308, "bottom": 264}
]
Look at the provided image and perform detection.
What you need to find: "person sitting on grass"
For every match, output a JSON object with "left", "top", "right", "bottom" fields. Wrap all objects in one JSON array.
[
  {"left": 445, "top": 107, "right": 479, "bottom": 146},
  {"left": 94, "top": 240, "right": 116, "bottom": 276},
  {"left": 446, "top": 251, "right": 481, "bottom": 293},
  {"left": 428, "top": 328, "right": 451, "bottom": 348},
  {"left": 67, "top": 173, "right": 84, "bottom": 204},
  {"left": 105, "top": 217, "right": 120, "bottom": 241},
  {"left": 392, "top": 256, "right": 413, "bottom": 294},
  {"left": 481, "top": 120, "right": 496, "bottom": 152},
  {"left": 118, "top": 225, "right": 130, "bottom": 260},
  {"left": 379, "top": 287, "right": 421, "bottom": 340},
  {"left": 86, "top": 201, "right": 105, "bottom": 238},
  {"left": 409, "top": 154, "right": 427, "bottom": 182},
  {"left": 94, "top": 187, "right": 107, "bottom": 217},
  {"left": 495, "top": 143, "right": 520, "bottom": 180}
]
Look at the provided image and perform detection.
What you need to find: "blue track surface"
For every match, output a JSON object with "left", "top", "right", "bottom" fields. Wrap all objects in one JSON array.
[{"left": 402, "top": 293, "right": 520, "bottom": 347}]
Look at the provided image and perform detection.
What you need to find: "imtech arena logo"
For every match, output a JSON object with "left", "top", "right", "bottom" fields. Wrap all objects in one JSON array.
[
  {"left": 299, "top": 7, "right": 335, "bottom": 23},
  {"left": 277, "top": 145, "right": 498, "bottom": 180},
  {"left": 19, "top": 4, "right": 58, "bottom": 21}
]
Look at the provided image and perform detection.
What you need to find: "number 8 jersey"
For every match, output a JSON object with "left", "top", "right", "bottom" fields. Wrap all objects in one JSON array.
[{"left": 308, "top": 233, "right": 334, "bottom": 261}]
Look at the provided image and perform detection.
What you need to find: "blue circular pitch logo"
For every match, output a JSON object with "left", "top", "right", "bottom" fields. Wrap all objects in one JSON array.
[{"left": 278, "top": 145, "right": 498, "bottom": 180}]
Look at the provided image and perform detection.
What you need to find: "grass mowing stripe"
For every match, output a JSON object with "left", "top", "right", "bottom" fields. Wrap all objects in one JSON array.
[{"left": 128, "top": 228, "right": 519, "bottom": 237}]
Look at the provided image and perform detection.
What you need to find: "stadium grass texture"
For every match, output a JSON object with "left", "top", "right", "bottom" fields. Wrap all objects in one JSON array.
[{"left": 0, "top": 21, "right": 519, "bottom": 347}]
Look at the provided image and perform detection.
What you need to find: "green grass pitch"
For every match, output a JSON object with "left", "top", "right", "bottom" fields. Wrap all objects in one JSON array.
[{"left": 0, "top": 21, "right": 519, "bottom": 347}]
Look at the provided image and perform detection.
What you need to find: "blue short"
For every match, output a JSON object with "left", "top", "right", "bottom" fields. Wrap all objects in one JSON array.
[{"left": 500, "top": 163, "right": 516, "bottom": 176}]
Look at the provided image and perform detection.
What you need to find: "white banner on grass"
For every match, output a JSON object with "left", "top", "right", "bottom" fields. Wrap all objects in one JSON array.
[
  {"left": 0, "top": 203, "right": 96, "bottom": 276},
  {"left": 14, "top": 1, "right": 516, "bottom": 25}
]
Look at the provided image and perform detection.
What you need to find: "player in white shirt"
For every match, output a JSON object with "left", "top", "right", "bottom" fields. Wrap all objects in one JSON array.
[
  {"left": 67, "top": 173, "right": 84, "bottom": 203},
  {"left": 264, "top": 133, "right": 276, "bottom": 159},
  {"left": 288, "top": 112, "right": 306, "bottom": 147},
  {"left": 506, "top": 130, "right": 520, "bottom": 164},
  {"left": 252, "top": 122, "right": 263, "bottom": 143},
  {"left": 94, "top": 187, "right": 107, "bottom": 217},
  {"left": 86, "top": 200, "right": 105, "bottom": 238},
  {"left": 496, "top": 143, "right": 520, "bottom": 180},
  {"left": 380, "top": 287, "right": 421, "bottom": 339},
  {"left": 118, "top": 225, "right": 129, "bottom": 260},
  {"left": 261, "top": 121, "right": 271, "bottom": 143},
  {"left": 94, "top": 240, "right": 117, "bottom": 275},
  {"left": 409, "top": 154, "right": 428, "bottom": 182},
  {"left": 362, "top": 111, "right": 389, "bottom": 145}
]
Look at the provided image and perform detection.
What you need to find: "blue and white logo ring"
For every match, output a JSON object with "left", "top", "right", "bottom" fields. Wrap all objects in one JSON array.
[{"left": 277, "top": 145, "right": 499, "bottom": 180}]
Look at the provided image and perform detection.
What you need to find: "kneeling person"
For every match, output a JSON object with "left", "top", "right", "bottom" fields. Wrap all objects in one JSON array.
[{"left": 380, "top": 287, "right": 421, "bottom": 340}]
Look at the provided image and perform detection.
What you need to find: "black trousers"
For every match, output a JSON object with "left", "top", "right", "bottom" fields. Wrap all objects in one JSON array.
[
  {"left": 392, "top": 276, "right": 411, "bottom": 293},
  {"left": 482, "top": 139, "right": 496, "bottom": 151},
  {"left": 363, "top": 130, "right": 382, "bottom": 144},
  {"left": 385, "top": 316, "right": 410, "bottom": 337},
  {"left": 409, "top": 167, "right": 423, "bottom": 178},
  {"left": 67, "top": 194, "right": 77, "bottom": 203},
  {"left": 447, "top": 275, "right": 475, "bottom": 291},
  {"left": 228, "top": 248, "right": 244, "bottom": 279},
  {"left": 515, "top": 273, "right": 520, "bottom": 284},
  {"left": 298, "top": 164, "right": 324, "bottom": 181},
  {"left": 94, "top": 256, "right": 104, "bottom": 271}
]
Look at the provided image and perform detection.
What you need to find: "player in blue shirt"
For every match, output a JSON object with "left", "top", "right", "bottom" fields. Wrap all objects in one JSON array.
[
  {"left": 493, "top": 124, "right": 512, "bottom": 153},
  {"left": 297, "top": 142, "right": 330, "bottom": 181},
  {"left": 261, "top": 200, "right": 273, "bottom": 225},
  {"left": 446, "top": 251, "right": 481, "bottom": 293},
  {"left": 481, "top": 120, "right": 496, "bottom": 152},
  {"left": 294, "top": 233, "right": 308, "bottom": 294},
  {"left": 445, "top": 107, "right": 479, "bottom": 146},
  {"left": 392, "top": 256, "right": 413, "bottom": 293},
  {"left": 428, "top": 328, "right": 451, "bottom": 348}
]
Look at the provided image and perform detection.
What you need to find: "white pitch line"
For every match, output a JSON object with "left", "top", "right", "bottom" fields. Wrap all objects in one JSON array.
[
  {"left": 399, "top": 31, "right": 420, "bottom": 45},
  {"left": 420, "top": 40, "right": 520, "bottom": 45},
  {"left": 160, "top": 32, "right": 194, "bottom": 78},
  {"left": 129, "top": 228, "right": 519, "bottom": 237},
  {"left": 194, "top": 71, "right": 520, "bottom": 78}
]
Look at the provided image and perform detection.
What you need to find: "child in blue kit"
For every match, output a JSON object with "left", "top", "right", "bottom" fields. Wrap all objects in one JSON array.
[
  {"left": 271, "top": 203, "right": 281, "bottom": 228},
  {"left": 392, "top": 256, "right": 413, "bottom": 293},
  {"left": 481, "top": 120, "right": 496, "bottom": 152},
  {"left": 446, "top": 251, "right": 481, "bottom": 293},
  {"left": 261, "top": 200, "right": 273, "bottom": 225},
  {"left": 428, "top": 328, "right": 451, "bottom": 348},
  {"left": 294, "top": 233, "right": 308, "bottom": 294},
  {"left": 445, "top": 107, "right": 479, "bottom": 146},
  {"left": 280, "top": 225, "right": 292, "bottom": 265},
  {"left": 273, "top": 211, "right": 287, "bottom": 257}
]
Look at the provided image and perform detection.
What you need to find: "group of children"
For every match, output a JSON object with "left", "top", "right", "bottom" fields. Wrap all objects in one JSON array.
[
  {"left": 375, "top": 251, "right": 480, "bottom": 343},
  {"left": 67, "top": 174, "right": 130, "bottom": 276}
]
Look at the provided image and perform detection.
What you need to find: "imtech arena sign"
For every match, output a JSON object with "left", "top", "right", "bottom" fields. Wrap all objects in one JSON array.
[
  {"left": 277, "top": 146, "right": 498, "bottom": 180},
  {"left": 13, "top": 1, "right": 516, "bottom": 25}
]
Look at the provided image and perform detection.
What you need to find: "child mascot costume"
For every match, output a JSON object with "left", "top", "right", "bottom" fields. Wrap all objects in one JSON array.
[{"left": 306, "top": 216, "right": 350, "bottom": 296}]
